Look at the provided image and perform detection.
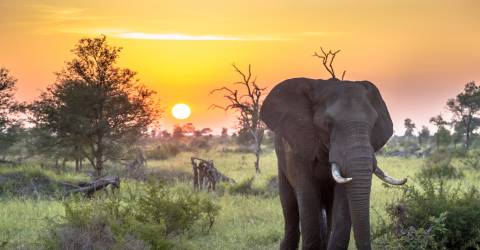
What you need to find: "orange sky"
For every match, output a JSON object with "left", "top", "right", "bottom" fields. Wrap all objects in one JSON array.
[{"left": 1, "top": 0, "right": 480, "bottom": 134}]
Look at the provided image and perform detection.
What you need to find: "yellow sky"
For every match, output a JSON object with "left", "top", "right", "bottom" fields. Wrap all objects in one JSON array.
[{"left": 1, "top": 0, "right": 480, "bottom": 134}]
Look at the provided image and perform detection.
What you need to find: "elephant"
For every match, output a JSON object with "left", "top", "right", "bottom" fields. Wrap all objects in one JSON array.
[{"left": 260, "top": 78, "right": 406, "bottom": 250}]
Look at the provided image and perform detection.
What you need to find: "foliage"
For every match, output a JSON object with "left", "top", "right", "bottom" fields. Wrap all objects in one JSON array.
[
  {"left": 227, "top": 177, "right": 258, "bottom": 195},
  {"left": 227, "top": 175, "right": 278, "bottom": 197},
  {"left": 461, "top": 150, "right": 480, "bottom": 170},
  {"left": 145, "top": 142, "right": 181, "bottom": 160},
  {"left": 419, "top": 151, "right": 463, "bottom": 179},
  {"left": 374, "top": 178, "right": 480, "bottom": 249},
  {"left": 0, "top": 166, "right": 87, "bottom": 198},
  {"left": 446, "top": 81, "right": 480, "bottom": 150},
  {"left": 0, "top": 68, "right": 20, "bottom": 129},
  {"left": 374, "top": 210, "right": 449, "bottom": 250},
  {"left": 42, "top": 182, "right": 219, "bottom": 249},
  {"left": 189, "top": 137, "right": 211, "bottom": 150},
  {"left": 29, "top": 36, "right": 161, "bottom": 176},
  {"left": 418, "top": 126, "right": 430, "bottom": 145},
  {"left": 404, "top": 118, "right": 416, "bottom": 137},
  {"left": 429, "top": 115, "right": 452, "bottom": 150},
  {"left": 0, "top": 68, "right": 23, "bottom": 157}
]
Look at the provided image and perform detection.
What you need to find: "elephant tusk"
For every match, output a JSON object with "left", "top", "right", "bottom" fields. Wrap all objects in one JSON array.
[
  {"left": 331, "top": 163, "right": 353, "bottom": 184},
  {"left": 374, "top": 166, "right": 407, "bottom": 185}
]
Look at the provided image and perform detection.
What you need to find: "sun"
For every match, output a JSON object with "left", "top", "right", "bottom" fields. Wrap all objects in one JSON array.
[{"left": 171, "top": 103, "right": 191, "bottom": 120}]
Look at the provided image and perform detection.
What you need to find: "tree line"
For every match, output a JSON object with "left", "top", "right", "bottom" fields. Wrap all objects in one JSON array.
[{"left": 401, "top": 81, "right": 480, "bottom": 151}]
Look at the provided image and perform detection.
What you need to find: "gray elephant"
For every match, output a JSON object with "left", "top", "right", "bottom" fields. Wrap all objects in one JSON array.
[{"left": 260, "top": 78, "right": 406, "bottom": 250}]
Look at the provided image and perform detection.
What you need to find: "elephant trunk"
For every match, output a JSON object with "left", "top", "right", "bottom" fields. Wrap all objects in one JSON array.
[
  {"left": 344, "top": 123, "right": 373, "bottom": 250},
  {"left": 346, "top": 157, "right": 372, "bottom": 250}
]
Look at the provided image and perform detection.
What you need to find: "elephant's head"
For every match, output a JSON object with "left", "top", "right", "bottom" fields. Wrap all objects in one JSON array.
[{"left": 260, "top": 78, "right": 406, "bottom": 248}]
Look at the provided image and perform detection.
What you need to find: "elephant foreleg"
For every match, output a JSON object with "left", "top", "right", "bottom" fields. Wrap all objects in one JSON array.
[
  {"left": 279, "top": 167, "right": 300, "bottom": 250},
  {"left": 297, "top": 171, "right": 327, "bottom": 249},
  {"left": 327, "top": 184, "right": 351, "bottom": 250}
]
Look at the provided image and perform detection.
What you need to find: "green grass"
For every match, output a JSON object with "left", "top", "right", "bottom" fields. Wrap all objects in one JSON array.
[
  {"left": 1, "top": 151, "right": 480, "bottom": 249},
  {"left": 0, "top": 199, "right": 64, "bottom": 248}
]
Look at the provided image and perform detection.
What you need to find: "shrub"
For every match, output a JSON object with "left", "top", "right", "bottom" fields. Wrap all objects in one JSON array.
[
  {"left": 42, "top": 182, "right": 220, "bottom": 249},
  {"left": 189, "top": 137, "right": 211, "bottom": 151},
  {"left": 373, "top": 178, "right": 480, "bottom": 249},
  {"left": 419, "top": 151, "right": 463, "bottom": 179},
  {"left": 228, "top": 177, "right": 259, "bottom": 195},
  {"left": 145, "top": 142, "right": 181, "bottom": 160},
  {"left": 461, "top": 151, "right": 480, "bottom": 170},
  {"left": 227, "top": 176, "right": 279, "bottom": 197},
  {"left": 0, "top": 168, "right": 78, "bottom": 198}
]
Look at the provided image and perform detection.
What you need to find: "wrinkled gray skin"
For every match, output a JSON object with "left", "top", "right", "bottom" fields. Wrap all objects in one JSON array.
[{"left": 260, "top": 78, "right": 401, "bottom": 250}]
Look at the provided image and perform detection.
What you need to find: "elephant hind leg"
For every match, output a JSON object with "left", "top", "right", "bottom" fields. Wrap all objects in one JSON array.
[{"left": 279, "top": 168, "right": 300, "bottom": 250}]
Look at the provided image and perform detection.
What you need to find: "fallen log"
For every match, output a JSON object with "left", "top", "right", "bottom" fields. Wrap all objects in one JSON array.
[{"left": 68, "top": 176, "right": 120, "bottom": 197}]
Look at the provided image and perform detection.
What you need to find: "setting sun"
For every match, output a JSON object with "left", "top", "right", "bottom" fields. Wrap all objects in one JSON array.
[{"left": 171, "top": 103, "right": 191, "bottom": 120}]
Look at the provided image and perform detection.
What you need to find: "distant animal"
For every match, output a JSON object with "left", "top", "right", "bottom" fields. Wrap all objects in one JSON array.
[{"left": 260, "top": 78, "right": 407, "bottom": 250}]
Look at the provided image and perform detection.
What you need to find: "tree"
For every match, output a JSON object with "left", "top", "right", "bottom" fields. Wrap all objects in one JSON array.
[
  {"left": 446, "top": 81, "right": 480, "bottom": 150},
  {"left": 313, "top": 47, "right": 345, "bottom": 80},
  {"left": 0, "top": 68, "right": 23, "bottom": 158},
  {"left": 418, "top": 126, "right": 430, "bottom": 145},
  {"left": 430, "top": 115, "right": 451, "bottom": 149},
  {"left": 182, "top": 123, "right": 196, "bottom": 136},
  {"left": 30, "top": 36, "right": 160, "bottom": 176},
  {"left": 172, "top": 125, "right": 185, "bottom": 139},
  {"left": 404, "top": 118, "right": 416, "bottom": 137},
  {"left": 0, "top": 68, "right": 19, "bottom": 129},
  {"left": 450, "top": 122, "right": 467, "bottom": 149},
  {"left": 161, "top": 130, "right": 171, "bottom": 139},
  {"left": 199, "top": 128, "right": 213, "bottom": 136},
  {"left": 221, "top": 127, "right": 228, "bottom": 137},
  {"left": 211, "top": 64, "right": 266, "bottom": 173}
]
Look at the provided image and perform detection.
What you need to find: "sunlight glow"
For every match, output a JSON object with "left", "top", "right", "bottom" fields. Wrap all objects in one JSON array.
[{"left": 171, "top": 103, "right": 191, "bottom": 120}]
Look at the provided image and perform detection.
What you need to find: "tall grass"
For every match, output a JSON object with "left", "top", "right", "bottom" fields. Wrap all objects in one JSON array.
[{"left": 1, "top": 150, "right": 480, "bottom": 249}]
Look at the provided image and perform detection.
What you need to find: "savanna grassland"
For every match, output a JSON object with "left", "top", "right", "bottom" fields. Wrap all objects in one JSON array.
[{"left": 2, "top": 147, "right": 479, "bottom": 250}]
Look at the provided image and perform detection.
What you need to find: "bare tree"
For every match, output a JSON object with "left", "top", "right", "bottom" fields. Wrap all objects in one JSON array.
[
  {"left": 313, "top": 47, "right": 345, "bottom": 80},
  {"left": 211, "top": 64, "right": 266, "bottom": 173}
]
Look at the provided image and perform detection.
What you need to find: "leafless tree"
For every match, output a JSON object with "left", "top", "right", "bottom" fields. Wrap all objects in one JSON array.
[
  {"left": 313, "top": 47, "right": 345, "bottom": 80},
  {"left": 210, "top": 64, "right": 266, "bottom": 173}
]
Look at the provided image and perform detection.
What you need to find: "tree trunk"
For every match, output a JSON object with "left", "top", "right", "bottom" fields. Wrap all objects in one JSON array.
[
  {"left": 254, "top": 148, "right": 261, "bottom": 174},
  {"left": 466, "top": 130, "right": 471, "bottom": 150},
  {"left": 95, "top": 142, "right": 104, "bottom": 177},
  {"left": 250, "top": 128, "right": 263, "bottom": 174},
  {"left": 75, "top": 158, "right": 80, "bottom": 173}
]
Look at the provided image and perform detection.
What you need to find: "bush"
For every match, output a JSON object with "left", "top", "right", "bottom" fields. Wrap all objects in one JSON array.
[
  {"left": 42, "top": 182, "right": 220, "bottom": 249},
  {"left": 189, "top": 137, "right": 211, "bottom": 151},
  {"left": 228, "top": 177, "right": 259, "bottom": 195},
  {"left": 461, "top": 151, "right": 480, "bottom": 170},
  {"left": 227, "top": 176, "right": 278, "bottom": 197},
  {"left": 145, "top": 142, "right": 181, "bottom": 160},
  {"left": 374, "top": 178, "right": 480, "bottom": 249},
  {"left": 0, "top": 167, "right": 84, "bottom": 198},
  {"left": 419, "top": 151, "right": 463, "bottom": 179}
]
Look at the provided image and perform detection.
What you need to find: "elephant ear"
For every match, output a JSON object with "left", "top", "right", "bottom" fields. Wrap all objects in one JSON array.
[
  {"left": 360, "top": 81, "right": 393, "bottom": 151},
  {"left": 260, "top": 78, "right": 321, "bottom": 162}
]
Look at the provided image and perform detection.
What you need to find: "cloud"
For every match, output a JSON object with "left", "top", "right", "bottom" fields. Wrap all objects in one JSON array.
[
  {"left": 72, "top": 30, "right": 333, "bottom": 41},
  {"left": 116, "top": 32, "right": 241, "bottom": 41}
]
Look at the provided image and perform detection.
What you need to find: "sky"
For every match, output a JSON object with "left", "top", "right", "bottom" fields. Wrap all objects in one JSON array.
[{"left": 1, "top": 0, "right": 480, "bottom": 134}]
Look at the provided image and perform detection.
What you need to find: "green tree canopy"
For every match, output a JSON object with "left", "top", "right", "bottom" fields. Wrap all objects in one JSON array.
[
  {"left": 404, "top": 118, "right": 416, "bottom": 137},
  {"left": 447, "top": 81, "right": 480, "bottom": 149},
  {"left": 30, "top": 36, "right": 161, "bottom": 176}
]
